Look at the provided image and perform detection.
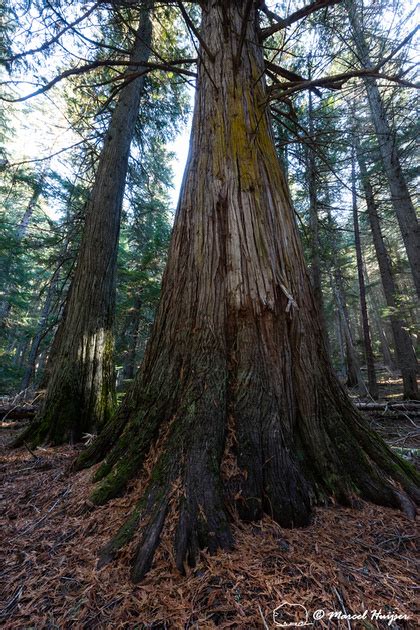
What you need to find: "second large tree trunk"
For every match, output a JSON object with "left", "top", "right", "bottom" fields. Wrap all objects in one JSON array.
[
  {"left": 76, "top": 1, "right": 418, "bottom": 582},
  {"left": 14, "top": 4, "right": 154, "bottom": 445}
]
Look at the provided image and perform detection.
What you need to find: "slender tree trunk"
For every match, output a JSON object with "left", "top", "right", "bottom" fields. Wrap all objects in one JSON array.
[
  {"left": 369, "top": 285, "right": 396, "bottom": 372},
  {"left": 13, "top": 337, "right": 29, "bottom": 369},
  {"left": 345, "top": 0, "right": 420, "bottom": 297},
  {"left": 332, "top": 272, "right": 365, "bottom": 393},
  {"left": 305, "top": 91, "right": 329, "bottom": 350},
  {"left": 0, "top": 175, "right": 45, "bottom": 326},
  {"left": 122, "top": 296, "right": 142, "bottom": 381},
  {"left": 20, "top": 272, "right": 58, "bottom": 391},
  {"left": 75, "top": 1, "right": 418, "bottom": 582},
  {"left": 35, "top": 351, "right": 47, "bottom": 380},
  {"left": 351, "top": 145, "right": 378, "bottom": 398},
  {"left": 14, "top": 3, "right": 154, "bottom": 446},
  {"left": 326, "top": 203, "right": 365, "bottom": 391},
  {"left": 355, "top": 136, "right": 418, "bottom": 399}
]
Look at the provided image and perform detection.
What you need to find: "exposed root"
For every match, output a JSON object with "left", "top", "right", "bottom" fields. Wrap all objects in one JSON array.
[
  {"left": 85, "top": 382, "right": 419, "bottom": 582},
  {"left": 131, "top": 499, "right": 169, "bottom": 581}
]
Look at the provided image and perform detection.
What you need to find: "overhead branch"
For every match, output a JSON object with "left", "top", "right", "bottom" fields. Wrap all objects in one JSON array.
[
  {"left": 1, "top": 58, "right": 197, "bottom": 103},
  {"left": 260, "top": 0, "right": 342, "bottom": 40},
  {"left": 269, "top": 67, "right": 419, "bottom": 100},
  {"left": 176, "top": 1, "right": 216, "bottom": 62},
  {"left": 6, "top": 139, "right": 91, "bottom": 167},
  {"left": 2, "top": 2, "right": 101, "bottom": 64},
  {"left": 86, "top": 60, "right": 197, "bottom": 93},
  {"left": 259, "top": 2, "right": 283, "bottom": 24},
  {"left": 265, "top": 60, "right": 321, "bottom": 96},
  {"left": 379, "top": 24, "right": 420, "bottom": 68}
]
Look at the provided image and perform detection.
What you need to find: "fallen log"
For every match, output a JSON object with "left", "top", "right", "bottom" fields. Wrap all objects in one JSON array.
[{"left": 0, "top": 406, "right": 37, "bottom": 421}]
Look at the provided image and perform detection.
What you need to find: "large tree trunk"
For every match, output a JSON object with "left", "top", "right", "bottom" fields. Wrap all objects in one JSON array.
[
  {"left": 13, "top": 4, "right": 154, "bottom": 446},
  {"left": 351, "top": 144, "right": 378, "bottom": 398},
  {"left": 355, "top": 136, "right": 418, "bottom": 399},
  {"left": 75, "top": 1, "right": 418, "bottom": 582},
  {"left": 345, "top": 0, "right": 420, "bottom": 297}
]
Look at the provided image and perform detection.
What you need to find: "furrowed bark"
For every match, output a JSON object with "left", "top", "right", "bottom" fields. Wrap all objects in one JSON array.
[
  {"left": 13, "top": 3, "right": 154, "bottom": 446},
  {"left": 76, "top": 0, "right": 419, "bottom": 581}
]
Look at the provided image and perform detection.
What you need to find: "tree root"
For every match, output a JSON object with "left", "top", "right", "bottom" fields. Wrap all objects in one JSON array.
[{"left": 76, "top": 342, "right": 419, "bottom": 582}]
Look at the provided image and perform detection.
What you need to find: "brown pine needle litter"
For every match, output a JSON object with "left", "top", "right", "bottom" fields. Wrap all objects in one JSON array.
[{"left": 1, "top": 417, "right": 419, "bottom": 629}]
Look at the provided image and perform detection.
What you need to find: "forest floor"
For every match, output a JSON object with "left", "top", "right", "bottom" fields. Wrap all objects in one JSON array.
[{"left": 1, "top": 375, "right": 419, "bottom": 629}]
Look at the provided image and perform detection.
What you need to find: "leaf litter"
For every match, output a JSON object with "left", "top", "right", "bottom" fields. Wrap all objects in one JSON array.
[{"left": 0, "top": 414, "right": 418, "bottom": 629}]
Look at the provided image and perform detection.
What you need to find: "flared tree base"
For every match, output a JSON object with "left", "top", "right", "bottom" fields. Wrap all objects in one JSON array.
[
  {"left": 12, "top": 363, "right": 116, "bottom": 447},
  {"left": 75, "top": 357, "right": 419, "bottom": 582}
]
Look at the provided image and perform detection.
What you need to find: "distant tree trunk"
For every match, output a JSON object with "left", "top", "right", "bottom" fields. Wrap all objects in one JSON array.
[
  {"left": 332, "top": 272, "right": 365, "bottom": 393},
  {"left": 351, "top": 145, "right": 378, "bottom": 398},
  {"left": 345, "top": 0, "right": 420, "bottom": 297},
  {"left": 335, "top": 305, "right": 346, "bottom": 376},
  {"left": 0, "top": 174, "right": 46, "bottom": 326},
  {"left": 20, "top": 272, "right": 58, "bottom": 391},
  {"left": 13, "top": 337, "right": 29, "bottom": 369},
  {"left": 326, "top": 203, "right": 365, "bottom": 391},
  {"left": 355, "top": 136, "right": 418, "bottom": 399},
  {"left": 369, "top": 286, "right": 396, "bottom": 372},
  {"left": 306, "top": 90, "right": 329, "bottom": 349},
  {"left": 14, "top": 3, "right": 154, "bottom": 446},
  {"left": 75, "top": 2, "right": 418, "bottom": 582},
  {"left": 122, "top": 296, "right": 142, "bottom": 381}
]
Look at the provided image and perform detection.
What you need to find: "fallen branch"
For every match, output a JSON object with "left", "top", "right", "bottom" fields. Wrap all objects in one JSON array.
[{"left": 356, "top": 402, "right": 420, "bottom": 412}]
